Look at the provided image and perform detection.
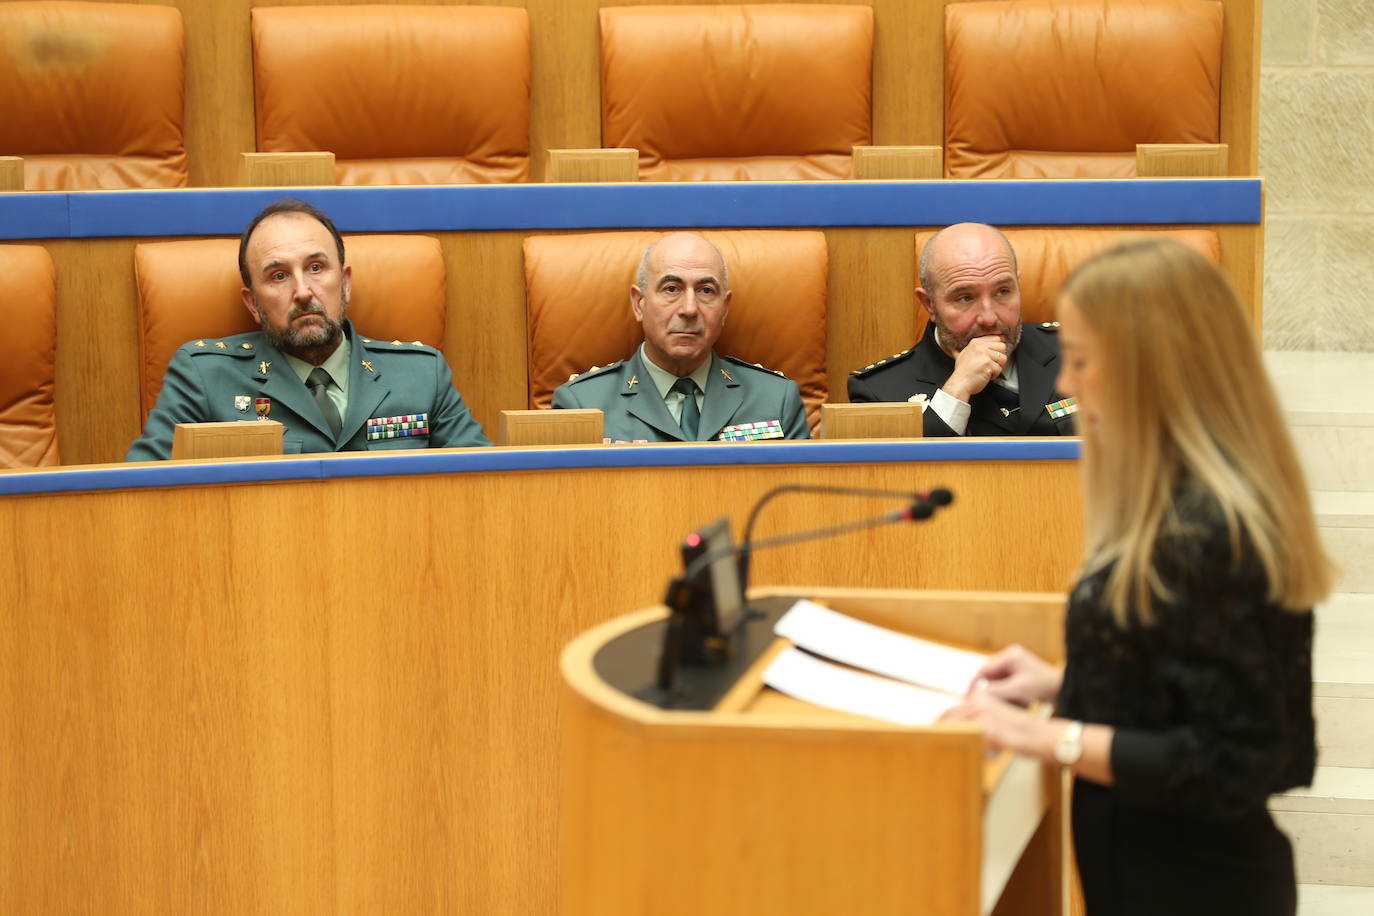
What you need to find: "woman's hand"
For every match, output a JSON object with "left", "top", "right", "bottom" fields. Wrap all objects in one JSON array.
[
  {"left": 967, "top": 644, "right": 1063, "bottom": 706},
  {"left": 941, "top": 693, "right": 1054, "bottom": 758}
]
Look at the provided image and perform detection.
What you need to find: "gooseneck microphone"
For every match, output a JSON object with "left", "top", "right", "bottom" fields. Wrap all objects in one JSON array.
[
  {"left": 733, "top": 484, "right": 955, "bottom": 594},
  {"left": 659, "top": 484, "right": 954, "bottom": 690}
]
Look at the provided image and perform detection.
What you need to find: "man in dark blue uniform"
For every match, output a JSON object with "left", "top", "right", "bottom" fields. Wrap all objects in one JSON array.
[{"left": 848, "top": 222, "right": 1075, "bottom": 437}]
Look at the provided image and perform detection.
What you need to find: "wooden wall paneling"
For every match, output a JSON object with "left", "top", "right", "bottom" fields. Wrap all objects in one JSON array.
[
  {"left": 0, "top": 457, "right": 1081, "bottom": 913},
  {"left": 824, "top": 226, "right": 919, "bottom": 398},
  {"left": 1219, "top": 0, "right": 1261, "bottom": 174},
  {"left": 440, "top": 230, "right": 530, "bottom": 432},
  {"left": 48, "top": 238, "right": 144, "bottom": 466}
]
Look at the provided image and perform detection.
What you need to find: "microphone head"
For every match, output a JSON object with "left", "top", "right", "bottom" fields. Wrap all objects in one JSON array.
[
  {"left": 908, "top": 501, "right": 934, "bottom": 520},
  {"left": 929, "top": 487, "right": 954, "bottom": 507}
]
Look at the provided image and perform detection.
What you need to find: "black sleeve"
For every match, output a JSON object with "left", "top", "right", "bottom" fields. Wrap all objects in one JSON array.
[{"left": 1108, "top": 512, "right": 1315, "bottom": 817}]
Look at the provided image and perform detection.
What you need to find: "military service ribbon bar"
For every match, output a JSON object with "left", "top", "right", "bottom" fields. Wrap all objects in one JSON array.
[
  {"left": 366, "top": 413, "right": 430, "bottom": 441},
  {"left": 1045, "top": 398, "right": 1079, "bottom": 419},
  {"left": 718, "top": 420, "right": 784, "bottom": 442}
]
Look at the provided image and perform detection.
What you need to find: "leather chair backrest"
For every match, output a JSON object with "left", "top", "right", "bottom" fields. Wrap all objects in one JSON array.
[
  {"left": 524, "top": 230, "right": 828, "bottom": 431},
  {"left": 944, "top": 0, "right": 1223, "bottom": 178},
  {"left": 251, "top": 5, "right": 531, "bottom": 185},
  {"left": 600, "top": 5, "right": 873, "bottom": 181},
  {"left": 0, "top": 245, "right": 60, "bottom": 467},
  {"left": 913, "top": 228, "right": 1223, "bottom": 333},
  {"left": 134, "top": 235, "right": 447, "bottom": 419},
  {"left": 0, "top": 1, "right": 187, "bottom": 189}
]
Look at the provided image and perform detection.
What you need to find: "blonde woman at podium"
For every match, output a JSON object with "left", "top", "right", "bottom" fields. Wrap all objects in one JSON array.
[{"left": 943, "top": 238, "right": 1332, "bottom": 916}]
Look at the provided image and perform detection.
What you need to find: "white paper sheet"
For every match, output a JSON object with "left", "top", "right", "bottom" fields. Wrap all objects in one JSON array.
[
  {"left": 762, "top": 647, "right": 960, "bottom": 726},
  {"left": 774, "top": 599, "right": 988, "bottom": 697}
]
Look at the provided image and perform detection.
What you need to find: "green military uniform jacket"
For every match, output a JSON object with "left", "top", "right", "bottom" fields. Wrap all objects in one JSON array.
[
  {"left": 126, "top": 321, "right": 490, "bottom": 461},
  {"left": 551, "top": 349, "right": 810, "bottom": 442}
]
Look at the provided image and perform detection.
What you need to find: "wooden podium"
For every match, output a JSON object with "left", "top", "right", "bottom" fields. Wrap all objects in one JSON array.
[{"left": 560, "top": 586, "right": 1070, "bottom": 916}]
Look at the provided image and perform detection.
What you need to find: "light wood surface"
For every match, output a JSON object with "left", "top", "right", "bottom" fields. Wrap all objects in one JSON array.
[
  {"left": 0, "top": 452, "right": 1081, "bottom": 914},
  {"left": 545, "top": 148, "right": 638, "bottom": 183},
  {"left": 852, "top": 145, "right": 943, "bottom": 180},
  {"left": 1136, "top": 144, "right": 1229, "bottom": 177},
  {"left": 499, "top": 408, "right": 603, "bottom": 445},
  {"left": 820, "top": 402, "right": 924, "bottom": 439},
  {"left": 559, "top": 587, "right": 1068, "bottom": 915},
  {"left": 170, "top": 419, "right": 284, "bottom": 459},
  {"left": 0, "top": 156, "right": 22, "bottom": 191},
  {"left": 0, "top": 0, "right": 1257, "bottom": 186},
  {"left": 237, "top": 151, "right": 336, "bottom": 187}
]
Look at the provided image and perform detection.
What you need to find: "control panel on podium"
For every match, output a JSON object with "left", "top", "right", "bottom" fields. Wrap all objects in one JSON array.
[{"left": 559, "top": 585, "right": 1071, "bottom": 916}]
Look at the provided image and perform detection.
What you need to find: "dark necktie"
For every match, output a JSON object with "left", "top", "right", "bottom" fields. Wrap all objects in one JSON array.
[
  {"left": 671, "top": 377, "right": 700, "bottom": 440},
  {"left": 306, "top": 367, "right": 343, "bottom": 438}
]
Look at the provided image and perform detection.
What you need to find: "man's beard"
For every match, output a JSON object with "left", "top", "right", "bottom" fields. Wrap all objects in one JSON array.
[
  {"left": 935, "top": 315, "right": 1022, "bottom": 355},
  {"left": 258, "top": 299, "right": 346, "bottom": 361}
]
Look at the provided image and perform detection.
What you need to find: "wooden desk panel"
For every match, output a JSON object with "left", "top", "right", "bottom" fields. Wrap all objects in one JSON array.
[{"left": 0, "top": 452, "right": 1081, "bottom": 914}]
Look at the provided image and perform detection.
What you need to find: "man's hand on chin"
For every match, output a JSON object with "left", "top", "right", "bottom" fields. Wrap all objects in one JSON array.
[{"left": 942, "top": 335, "right": 1008, "bottom": 403}]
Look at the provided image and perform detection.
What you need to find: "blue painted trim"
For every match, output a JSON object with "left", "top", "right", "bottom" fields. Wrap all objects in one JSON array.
[
  {"left": 3, "top": 180, "right": 1261, "bottom": 239},
  {"left": 0, "top": 193, "right": 70, "bottom": 240},
  {"left": 0, "top": 440, "right": 1080, "bottom": 496}
]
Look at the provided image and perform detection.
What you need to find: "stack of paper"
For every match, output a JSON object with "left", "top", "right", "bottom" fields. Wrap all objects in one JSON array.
[{"left": 762, "top": 599, "right": 989, "bottom": 726}]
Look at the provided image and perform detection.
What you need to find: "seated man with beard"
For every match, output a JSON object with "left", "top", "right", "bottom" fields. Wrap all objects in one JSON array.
[
  {"left": 847, "top": 222, "right": 1075, "bottom": 437},
  {"left": 126, "top": 199, "right": 490, "bottom": 460}
]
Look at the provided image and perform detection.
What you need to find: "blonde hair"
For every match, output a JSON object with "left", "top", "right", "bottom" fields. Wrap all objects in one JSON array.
[{"left": 1059, "top": 238, "right": 1332, "bottom": 626}]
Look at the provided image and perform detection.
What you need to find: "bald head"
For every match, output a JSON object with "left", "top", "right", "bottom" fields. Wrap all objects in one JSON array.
[
  {"left": 637, "top": 232, "right": 730, "bottom": 293},
  {"left": 631, "top": 232, "right": 733, "bottom": 376},
  {"left": 918, "top": 223, "right": 1018, "bottom": 298},
  {"left": 916, "top": 222, "right": 1023, "bottom": 357}
]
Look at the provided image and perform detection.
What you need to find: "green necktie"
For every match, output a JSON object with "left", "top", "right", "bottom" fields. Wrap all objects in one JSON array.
[
  {"left": 671, "top": 376, "right": 700, "bottom": 440},
  {"left": 306, "top": 366, "right": 343, "bottom": 438}
]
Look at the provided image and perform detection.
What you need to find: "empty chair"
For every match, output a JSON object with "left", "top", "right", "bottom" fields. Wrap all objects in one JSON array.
[
  {"left": 599, "top": 5, "right": 873, "bottom": 181},
  {"left": 0, "top": 1, "right": 187, "bottom": 189},
  {"left": 133, "top": 235, "right": 447, "bottom": 420},
  {"left": 944, "top": 0, "right": 1224, "bottom": 178},
  {"left": 251, "top": 5, "right": 531, "bottom": 185},
  {"left": 0, "top": 245, "right": 60, "bottom": 466},
  {"left": 523, "top": 230, "right": 829, "bottom": 431}
]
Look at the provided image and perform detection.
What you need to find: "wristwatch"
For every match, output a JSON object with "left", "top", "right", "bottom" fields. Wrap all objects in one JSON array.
[{"left": 1053, "top": 720, "right": 1085, "bottom": 766}]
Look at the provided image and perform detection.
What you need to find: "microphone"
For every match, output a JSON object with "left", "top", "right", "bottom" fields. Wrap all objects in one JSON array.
[
  {"left": 734, "top": 484, "right": 954, "bottom": 593},
  {"left": 658, "top": 484, "right": 954, "bottom": 690}
]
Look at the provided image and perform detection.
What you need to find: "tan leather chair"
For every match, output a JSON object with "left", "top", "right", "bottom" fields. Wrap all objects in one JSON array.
[
  {"left": 600, "top": 5, "right": 873, "bottom": 181},
  {"left": 0, "top": 1, "right": 187, "bottom": 189},
  {"left": 251, "top": 5, "right": 530, "bottom": 185},
  {"left": 134, "top": 235, "right": 447, "bottom": 420},
  {"left": 523, "top": 231, "right": 828, "bottom": 431},
  {"left": 944, "top": 0, "right": 1223, "bottom": 178},
  {"left": 913, "top": 228, "right": 1223, "bottom": 333},
  {"left": 0, "top": 245, "right": 60, "bottom": 467}
]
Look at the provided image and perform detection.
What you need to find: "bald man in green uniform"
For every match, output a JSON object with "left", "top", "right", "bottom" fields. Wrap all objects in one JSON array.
[
  {"left": 551, "top": 232, "right": 809, "bottom": 443},
  {"left": 126, "top": 199, "right": 489, "bottom": 461}
]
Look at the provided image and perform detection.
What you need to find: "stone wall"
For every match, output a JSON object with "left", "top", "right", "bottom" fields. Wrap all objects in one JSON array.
[{"left": 1262, "top": 0, "right": 1374, "bottom": 350}]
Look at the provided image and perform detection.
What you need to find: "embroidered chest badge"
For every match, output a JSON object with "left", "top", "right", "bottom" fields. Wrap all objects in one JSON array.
[
  {"left": 234, "top": 395, "right": 251, "bottom": 413},
  {"left": 255, "top": 398, "right": 271, "bottom": 418}
]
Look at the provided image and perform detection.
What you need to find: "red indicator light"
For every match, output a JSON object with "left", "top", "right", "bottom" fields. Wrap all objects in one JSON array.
[{"left": 685, "top": 533, "right": 702, "bottom": 547}]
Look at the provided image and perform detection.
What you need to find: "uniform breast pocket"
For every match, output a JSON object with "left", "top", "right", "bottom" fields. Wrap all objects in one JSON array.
[
  {"left": 282, "top": 437, "right": 305, "bottom": 454},
  {"left": 366, "top": 435, "right": 430, "bottom": 451}
]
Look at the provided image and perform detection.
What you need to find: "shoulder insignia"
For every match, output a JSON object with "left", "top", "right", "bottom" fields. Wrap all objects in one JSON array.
[
  {"left": 722, "top": 355, "right": 785, "bottom": 377},
  {"left": 215, "top": 341, "right": 227, "bottom": 349},
  {"left": 1039, "top": 321, "right": 1060, "bottom": 331},
  {"left": 391, "top": 340, "right": 403, "bottom": 346},
  {"left": 362, "top": 338, "right": 373, "bottom": 343},
  {"left": 194, "top": 340, "right": 206, "bottom": 348},
  {"left": 240, "top": 342, "right": 254, "bottom": 350},
  {"left": 565, "top": 360, "right": 623, "bottom": 384},
  {"left": 850, "top": 345, "right": 917, "bottom": 376}
]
